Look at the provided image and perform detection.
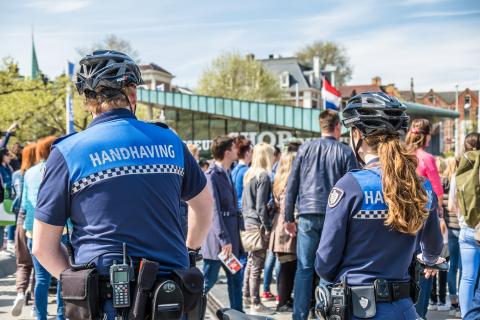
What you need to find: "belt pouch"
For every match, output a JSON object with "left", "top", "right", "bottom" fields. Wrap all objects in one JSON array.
[
  {"left": 171, "top": 267, "right": 204, "bottom": 312},
  {"left": 60, "top": 268, "right": 100, "bottom": 320},
  {"left": 151, "top": 279, "right": 184, "bottom": 320},
  {"left": 350, "top": 285, "right": 376, "bottom": 319},
  {"left": 129, "top": 259, "right": 159, "bottom": 320}
]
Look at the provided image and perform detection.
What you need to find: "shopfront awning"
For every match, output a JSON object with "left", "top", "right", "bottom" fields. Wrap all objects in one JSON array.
[{"left": 137, "top": 88, "right": 459, "bottom": 133}]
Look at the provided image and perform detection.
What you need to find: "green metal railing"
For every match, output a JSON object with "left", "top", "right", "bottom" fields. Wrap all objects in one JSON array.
[{"left": 137, "top": 88, "right": 459, "bottom": 133}]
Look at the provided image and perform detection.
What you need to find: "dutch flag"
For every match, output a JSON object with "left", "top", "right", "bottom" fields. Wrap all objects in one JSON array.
[{"left": 321, "top": 77, "right": 341, "bottom": 110}]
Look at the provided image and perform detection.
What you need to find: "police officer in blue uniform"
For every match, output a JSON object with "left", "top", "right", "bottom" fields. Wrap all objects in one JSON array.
[
  {"left": 30, "top": 50, "right": 213, "bottom": 319},
  {"left": 315, "top": 92, "right": 444, "bottom": 319}
]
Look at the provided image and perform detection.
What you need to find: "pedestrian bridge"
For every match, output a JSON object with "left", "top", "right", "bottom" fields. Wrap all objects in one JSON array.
[{"left": 137, "top": 88, "right": 459, "bottom": 134}]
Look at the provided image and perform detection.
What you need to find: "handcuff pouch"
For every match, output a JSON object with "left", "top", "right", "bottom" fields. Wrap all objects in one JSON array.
[
  {"left": 171, "top": 267, "right": 204, "bottom": 312},
  {"left": 350, "top": 285, "right": 376, "bottom": 319},
  {"left": 60, "top": 267, "right": 101, "bottom": 320}
]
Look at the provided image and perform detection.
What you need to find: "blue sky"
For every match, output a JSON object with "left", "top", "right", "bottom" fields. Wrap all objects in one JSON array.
[{"left": 1, "top": 0, "right": 479, "bottom": 92}]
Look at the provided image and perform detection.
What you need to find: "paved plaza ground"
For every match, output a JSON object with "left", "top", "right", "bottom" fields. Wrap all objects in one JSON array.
[{"left": 0, "top": 254, "right": 461, "bottom": 320}]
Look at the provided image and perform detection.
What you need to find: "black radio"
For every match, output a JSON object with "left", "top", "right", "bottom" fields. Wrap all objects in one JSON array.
[
  {"left": 330, "top": 277, "right": 350, "bottom": 320},
  {"left": 110, "top": 243, "right": 132, "bottom": 308}
]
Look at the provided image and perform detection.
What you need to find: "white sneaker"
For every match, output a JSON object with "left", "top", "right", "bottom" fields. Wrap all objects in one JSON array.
[
  {"left": 11, "top": 293, "right": 25, "bottom": 316},
  {"left": 437, "top": 303, "right": 450, "bottom": 311},
  {"left": 427, "top": 302, "right": 437, "bottom": 311},
  {"left": 249, "top": 302, "right": 275, "bottom": 315},
  {"left": 30, "top": 306, "right": 36, "bottom": 317},
  {"left": 6, "top": 240, "right": 15, "bottom": 253}
]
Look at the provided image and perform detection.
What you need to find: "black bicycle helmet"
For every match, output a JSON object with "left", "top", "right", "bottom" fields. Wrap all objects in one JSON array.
[
  {"left": 342, "top": 91, "right": 409, "bottom": 136},
  {"left": 75, "top": 50, "right": 143, "bottom": 96}
]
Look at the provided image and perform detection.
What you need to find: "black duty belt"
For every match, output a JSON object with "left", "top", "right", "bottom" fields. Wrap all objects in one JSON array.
[{"left": 372, "top": 280, "right": 411, "bottom": 303}]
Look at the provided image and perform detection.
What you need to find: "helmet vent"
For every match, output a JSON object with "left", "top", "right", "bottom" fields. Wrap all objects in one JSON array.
[
  {"left": 383, "top": 110, "right": 403, "bottom": 117},
  {"left": 357, "top": 108, "right": 377, "bottom": 116}
]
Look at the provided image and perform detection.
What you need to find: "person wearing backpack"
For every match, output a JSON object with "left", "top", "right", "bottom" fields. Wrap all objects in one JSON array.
[{"left": 456, "top": 132, "right": 480, "bottom": 317}]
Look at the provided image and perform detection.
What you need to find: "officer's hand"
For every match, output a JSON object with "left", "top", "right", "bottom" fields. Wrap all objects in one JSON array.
[
  {"left": 284, "top": 222, "right": 297, "bottom": 237},
  {"left": 221, "top": 244, "right": 232, "bottom": 257},
  {"left": 420, "top": 256, "right": 446, "bottom": 279}
]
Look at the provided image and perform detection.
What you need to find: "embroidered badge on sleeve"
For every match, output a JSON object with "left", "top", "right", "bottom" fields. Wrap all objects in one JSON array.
[{"left": 328, "top": 187, "right": 345, "bottom": 208}]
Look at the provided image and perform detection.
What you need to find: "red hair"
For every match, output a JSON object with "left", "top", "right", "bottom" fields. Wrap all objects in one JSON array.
[
  {"left": 36, "top": 136, "right": 57, "bottom": 161},
  {"left": 20, "top": 143, "right": 37, "bottom": 174}
]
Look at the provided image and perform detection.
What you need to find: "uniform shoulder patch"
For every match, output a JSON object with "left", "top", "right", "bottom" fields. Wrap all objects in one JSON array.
[{"left": 328, "top": 187, "right": 345, "bottom": 208}]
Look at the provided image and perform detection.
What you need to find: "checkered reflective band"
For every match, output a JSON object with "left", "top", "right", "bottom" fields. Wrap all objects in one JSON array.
[
  {"left": 71, "top": 164, "right": 184, "bottom": 195},
  {"left": 353, "top": 210, "right": 388, "bottom": 219}
]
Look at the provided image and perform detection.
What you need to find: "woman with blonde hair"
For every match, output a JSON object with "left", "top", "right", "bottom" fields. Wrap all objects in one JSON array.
[
  {"left": 241, "top": 142, "right": 275, "bottom": 315},
  {"left": 269, "top": 143, "right": 300, "bottom": 312},
  {"left": 316, "top": 92, "right": 444, "bottom": 320}
]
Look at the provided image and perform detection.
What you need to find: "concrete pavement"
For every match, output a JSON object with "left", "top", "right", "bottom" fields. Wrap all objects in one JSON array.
[{"left": 0, "top": 253, "right": 462, "bottom": 320}]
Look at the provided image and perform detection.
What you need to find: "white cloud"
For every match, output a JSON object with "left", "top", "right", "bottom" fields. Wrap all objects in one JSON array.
[
  {"left": 26, "top": 0, "right": 92, "bottom": 13},
  {"left": 398, "top": 0, "right": 448, "bottom": 5},
  {"left": 409, "top": 10, "right": 480, "bottom": 18},
  {"left": 342, "top": 22, "right": 480, "bottom": 91}
]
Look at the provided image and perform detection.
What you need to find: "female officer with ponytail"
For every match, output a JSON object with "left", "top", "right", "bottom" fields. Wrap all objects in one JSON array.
[{"left": 315, "top": 92, "right": 444, "bottom": 320}]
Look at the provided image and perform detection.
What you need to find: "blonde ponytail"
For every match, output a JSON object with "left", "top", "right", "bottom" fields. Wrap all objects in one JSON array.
[{"left": 365, "top": 135, "right": 429, "bottom": 234}]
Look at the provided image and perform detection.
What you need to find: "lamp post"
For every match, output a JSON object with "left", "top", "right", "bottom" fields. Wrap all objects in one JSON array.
[{"left": 455, "top": 85, "right": 459, "bottom": 157}]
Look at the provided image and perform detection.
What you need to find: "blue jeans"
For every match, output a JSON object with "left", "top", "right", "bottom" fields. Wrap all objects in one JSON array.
[
  {"left": 459, "top": 226, "right": 480, "bottom": 317},
  {"left": 293, "top": 214, "right": 325, "bottom": 320},
  {"left": 7, "top": 223, "right": 16, "bottom": 241},
  {"left": 447, "top": 228, "right": 462, "bottom": 299},
  {"left": 28, "top": 236, "right": 68, "bottom": 320},
  {"left": 352, "top": 298, "right": 417, "bottom": 320},
  {"left": 263, "top": 250, "right": 280, "bottom": 292},
  {"left": 0, "top": 226, "right": 4, "bottom": 246},
  {"left": 464, "top": 284, "right": 480, "bottom": 320},
  {"left": 203, "top": 259, "right": 243, "bottom": 311},
  {"left": 415, "top": 274, "right": 432, "bottom": 319}
]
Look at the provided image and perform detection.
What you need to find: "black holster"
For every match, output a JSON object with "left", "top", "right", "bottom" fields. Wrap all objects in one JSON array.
[
  {"left": 408, "top": 259, "right": 420, "bottom": 304},
  {"left": 60, "top": 267, "right": 101, "bottom": 320}
]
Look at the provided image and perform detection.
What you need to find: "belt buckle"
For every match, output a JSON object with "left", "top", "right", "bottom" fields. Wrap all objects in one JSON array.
[{"left": 374, "top": 279, "right": 390, "bottom": 302}]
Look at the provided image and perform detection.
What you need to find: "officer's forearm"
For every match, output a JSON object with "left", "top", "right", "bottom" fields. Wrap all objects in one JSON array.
[
  {"left": 32, "top": 219, "right": 69, "bottom": 279},
  {"left": 186, "top": 185, "right": 213, "bottom": 249}
]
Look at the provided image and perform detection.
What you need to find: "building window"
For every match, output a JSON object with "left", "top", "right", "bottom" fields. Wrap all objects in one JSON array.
[
  {"left": 428, "top": 95, "right": 435, "bottom": 104},
  {"left": 465, "top": 95, "right": 471, "bottom": 105},
  {"left": 280, "top": 72, "right": 289, "bottom": 88}
]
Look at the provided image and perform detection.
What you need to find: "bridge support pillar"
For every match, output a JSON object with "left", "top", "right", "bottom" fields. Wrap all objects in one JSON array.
[{"left": 147, "top": 104, "right": 154, "bottom": 120}]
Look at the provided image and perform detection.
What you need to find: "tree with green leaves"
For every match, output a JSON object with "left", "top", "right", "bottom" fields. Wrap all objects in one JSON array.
[
  {"left": 296, "top": 41, "right": 353, "bottom": 87},
  {"left": 76, "top": 34, "right": 140, "bottom": 62},
  {"left": 197, "top": 52, "right": 282, "bottom": 102},
  {"left": 0, "top": 58, "right": 91, "bottom": 142}
]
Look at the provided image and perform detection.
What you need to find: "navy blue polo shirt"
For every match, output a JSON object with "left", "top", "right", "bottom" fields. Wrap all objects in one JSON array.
[
  {"left": 315, "top": 159, "right": 443, "bottom": 286},
  {"left": 35, "top": 108, "right": 206, "bottom": 274}
]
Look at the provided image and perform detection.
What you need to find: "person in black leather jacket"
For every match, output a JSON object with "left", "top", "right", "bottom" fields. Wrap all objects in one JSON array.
[{"left": 283, "top": 109, "right": 357, "bottom": 320}]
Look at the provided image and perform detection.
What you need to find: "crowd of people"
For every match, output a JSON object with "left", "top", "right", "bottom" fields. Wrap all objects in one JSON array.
[
  {"left": 185, "top": 108, "right": 479, "bottom": 320},
  {"left": 0, "top": 104, "right": 480, "bottom": 319},
  {"left": 0, "top": 127, "right": 68, "bottom": 319}
]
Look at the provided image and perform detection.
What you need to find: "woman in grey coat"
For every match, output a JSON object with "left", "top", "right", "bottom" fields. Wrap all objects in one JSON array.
[{"left": 242, "top": 143, "right": 275, "bottom": 315}]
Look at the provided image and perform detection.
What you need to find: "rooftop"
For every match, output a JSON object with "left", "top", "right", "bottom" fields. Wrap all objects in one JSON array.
[{"left": 139, "top": 63, "right": 173, "bottom": 76}]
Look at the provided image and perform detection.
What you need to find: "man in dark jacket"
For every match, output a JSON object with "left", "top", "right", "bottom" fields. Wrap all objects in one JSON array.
[
  {"left": 284, "top": 110, "right": 357, "bottom": 320},
  {"left": 201, "top": 135, "right": 244, "bottom": 311}
]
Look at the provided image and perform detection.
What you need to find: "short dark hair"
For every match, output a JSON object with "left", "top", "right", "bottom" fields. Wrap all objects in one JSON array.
[
  {"left": 199, "top": 159, "right": 210, "bottom": 169},
  {"left": 287, "top": 141, "right": 302, "bottom": 153},
  {"left": 319, "top": 109, "right": 340, "bottom": 132},
  {"left": 211, "top": 135, "right": 234, "bottom": 160}
]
